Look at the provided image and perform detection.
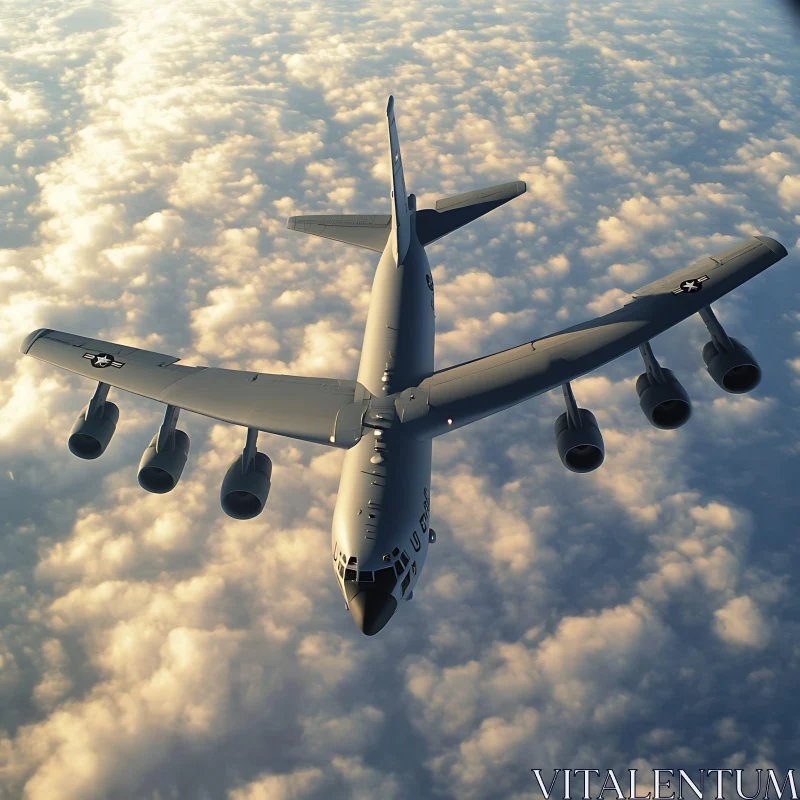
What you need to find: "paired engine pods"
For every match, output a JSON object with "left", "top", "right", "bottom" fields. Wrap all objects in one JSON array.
[
  {"left": 68, "top": 383, "right": 119, "bottom": 460},
  {"left": 220, "top": 450, "right": 273, "bottom": 520},
  {"left": 555, "top": 406, "right": 605, "bottom": 473},
  {"left": 636, "top": 342, "right": 692, "bottom": 430},
  {"left": 138, "top": 430, "right": 191, "bottom": 494},
  {"left": 555, "top": 383, "right": 605, "bottom": 473},
  {"left": 702, "top": 337, "right": 761, "bottom": 394},
  {"left": 699, "top": 305, "right": 761, "bottom": 394},
  {"left": 220, "top": 427, "right": 272, "bottom": 520},
  {"left": 635, "top": 368, "right": 692, "bottom": 429}
]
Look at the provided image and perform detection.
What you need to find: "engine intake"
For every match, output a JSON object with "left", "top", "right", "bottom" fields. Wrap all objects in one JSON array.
[
  {"left": 555, "top": 407, "right": 605, "bottom": 473},
  {"left": 138, "top": 430, "right": 191, "bottom": 494},
  {"left": 68, "top": 399, "right": 119, "bottom": 459},
  {"left": 702, "top": 337, "right": 761, "bottom": 394},
  {"left": 636, "top": 368, "right": 692, "bottom": 429},
  {"left": 221, "top": 430, "right": 272, "bottom": 520}
]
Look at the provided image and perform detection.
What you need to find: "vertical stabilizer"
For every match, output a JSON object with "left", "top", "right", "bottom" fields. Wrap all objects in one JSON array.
[{"left": 387, "top": 96, "right": 410, "bottom": 265}]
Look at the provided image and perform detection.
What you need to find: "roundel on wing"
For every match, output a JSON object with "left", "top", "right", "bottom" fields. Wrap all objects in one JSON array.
[{"left": 91, "top": 353, "right": 115, "bottom": 368}]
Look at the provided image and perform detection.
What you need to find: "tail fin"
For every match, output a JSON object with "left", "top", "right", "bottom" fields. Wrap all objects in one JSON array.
[
  {"left": 387, "top": 96, "right": 410, "bottom": 264},
  {"left": 286, "top": 98, "right": 526, "bottom": 254},
  {"left": 415, "top": 181, "right": 527, "bottom": 246}
]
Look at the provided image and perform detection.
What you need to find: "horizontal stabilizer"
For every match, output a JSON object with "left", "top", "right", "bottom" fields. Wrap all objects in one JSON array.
[
  {"left": 416, "top": 180, "right": 526, "bottom": 246},
  {"left": 287, "top": 214, "right": 392, "bottom": 252}
]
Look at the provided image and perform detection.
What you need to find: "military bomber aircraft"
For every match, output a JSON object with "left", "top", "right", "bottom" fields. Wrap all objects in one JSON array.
[{"left": 21, "top": 97, "right": 789, "bottom": 635}]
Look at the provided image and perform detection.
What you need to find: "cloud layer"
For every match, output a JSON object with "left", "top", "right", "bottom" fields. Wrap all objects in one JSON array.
[{"left": 0, "top": 0, "right": 798, "bottom": 798}]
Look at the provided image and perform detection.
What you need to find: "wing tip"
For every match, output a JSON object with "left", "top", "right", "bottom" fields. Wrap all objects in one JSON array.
[
  {"left": 286, "top": 216, "right": 297, "bottom": 230},
  {"left": 754, "top": 235, "right": 788, "bottom": 259},
  {"left": 20, "top": 328, "right": 50, "bottom": 355},
  {"left": 386, "top": 95, "right": 394, "bottom": 116}
]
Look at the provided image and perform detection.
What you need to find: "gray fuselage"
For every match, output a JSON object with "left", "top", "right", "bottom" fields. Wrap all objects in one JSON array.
[{"left": 331, "top": 207, "right": 435, "bottom": 634}]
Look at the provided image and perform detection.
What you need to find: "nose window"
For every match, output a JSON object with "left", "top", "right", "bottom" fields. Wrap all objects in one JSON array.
[{"left": 373, "top": 566, "right": 398, "bottom": 592}]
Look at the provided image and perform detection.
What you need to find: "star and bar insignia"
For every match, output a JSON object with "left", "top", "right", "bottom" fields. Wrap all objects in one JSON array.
[
  {"left": 672, "top": 275, "right": 709, "bottom": 294},
  {"left": 83, "top": 352, "right": 124, "bottom": 369}
]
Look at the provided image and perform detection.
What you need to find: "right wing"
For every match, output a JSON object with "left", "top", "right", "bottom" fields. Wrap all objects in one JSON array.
[
  {"left": 286, "top": 214, "right": 392, "bottom": 252},
  {"left": 395, "top": 236, "right": 789, "bottom": 438},
  {"left": 20, "top": 330, "right": 368, "bottom": 447}
]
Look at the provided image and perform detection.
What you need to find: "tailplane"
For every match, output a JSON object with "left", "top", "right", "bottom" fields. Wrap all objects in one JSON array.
[
  {"left": 415, "top": 181, "right": 526, "bottom": 246},
  {"left": 286, "top": 214, "right": 391, "bottom": 252}
]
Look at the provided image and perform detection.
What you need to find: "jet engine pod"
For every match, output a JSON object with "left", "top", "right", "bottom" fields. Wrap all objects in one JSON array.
[
  {"left": 636, "top": 368, "right": 692, "bottom": 429},
  {"left": 702, "top": 337, "right": 761, "bottom": 394},
  {"left": 220, "top": 451, "right": 273, "bottom": 520},
  {"left": 554, "top": 408, "right": 605, "bottom": 473},
  {"left": 68, "top": 401, "right": 119, "bottom": 459},
  {"left": 138, "top": 430, "right": 190, "bottom": 494}
]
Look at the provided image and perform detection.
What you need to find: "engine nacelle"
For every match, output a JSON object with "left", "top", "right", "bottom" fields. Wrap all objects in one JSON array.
[
  {"left": 636, "top": 368, "right": 692, "bottom": 429},
  {"left": 702, "top": 337, "right": 761, "bottom": 394},
  {"left": 138, "top": 430, "right": 191, "bottom": 494},
  {"left": 554, "top": 408, "right": 605, "bottom": 473},
  {"left": 68, "top": 401, "right": 119, "bottom": 459},
  {"left": 220, "top": 451, "right": 273, "bottom": 520}
]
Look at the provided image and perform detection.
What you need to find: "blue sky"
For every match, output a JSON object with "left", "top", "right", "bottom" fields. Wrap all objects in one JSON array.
[{"left": 0, "top": 1, "right": 798, "bottom": 798}]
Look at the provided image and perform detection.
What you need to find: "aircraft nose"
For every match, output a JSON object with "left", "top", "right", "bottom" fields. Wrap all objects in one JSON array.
[{"left": 348, "top": 589, "right": 397, "bottom": 636}]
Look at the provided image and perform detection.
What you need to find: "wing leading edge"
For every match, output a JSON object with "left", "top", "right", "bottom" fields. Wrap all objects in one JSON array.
[
  {"left": 395, "top": 236, "right": 789, "bottom": 438},
  {"left": 20, "top": 330, "right": 368, "bottom": 448}
]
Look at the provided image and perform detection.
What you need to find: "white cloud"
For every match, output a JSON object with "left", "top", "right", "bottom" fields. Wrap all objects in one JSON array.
[
  {"left": 228, "top": 768, "right": 325, "bottom": 800},
  {"left": 0, "top": 0, "right": 798, "bottom": 798},
  {"left": 714, "top": 595, "right": 771, "bottom": 649},
  {"left": 778, "top": 174, "right": 800, "bottom": 210}
]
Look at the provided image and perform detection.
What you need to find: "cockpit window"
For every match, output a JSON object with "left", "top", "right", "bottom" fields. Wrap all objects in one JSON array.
[
  {"left": 401, "top": 571, "right": 411, "bottom": 595},
  {"left": 391, "top": 547, "right": 400, "bottom": 557},
  {"left": 347, "top": 556, "right": 357, "bottom": 567},
  {"left": 400, "top": 551, "right": 409, "bottom": 567},
  {"left": 373, "top": 566, "right": 398, "bottom": 592},
  {"left": 342, "top": 565, "right": 397, "bottom": 603},
  {"left": 394, "top": 561, "right": 404, "bottom": 577},
  {"left": 338, "top": 563, "right": 345, "bottom": 578}
]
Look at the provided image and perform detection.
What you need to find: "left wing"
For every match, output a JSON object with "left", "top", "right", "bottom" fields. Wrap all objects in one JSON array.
[
  {"left": 395, "top": 236, "right": 789, "bottom": 438},
  {"left": 20, "top": 330, "right": 368, "bottom": 447}
]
